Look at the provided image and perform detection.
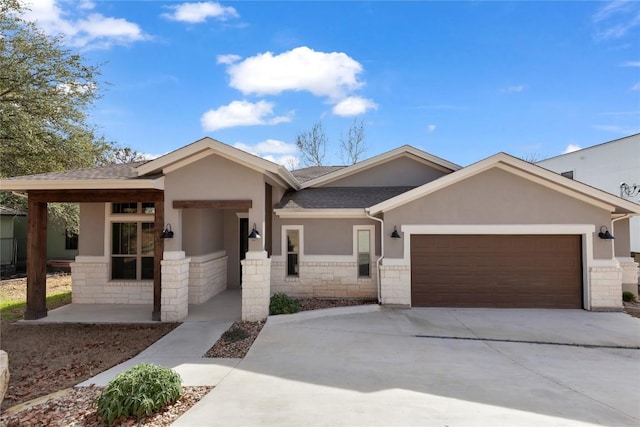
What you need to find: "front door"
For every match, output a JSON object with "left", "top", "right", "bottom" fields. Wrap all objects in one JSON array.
[{"left": 239, "top": 218, "right": 248, "bottom": 285}]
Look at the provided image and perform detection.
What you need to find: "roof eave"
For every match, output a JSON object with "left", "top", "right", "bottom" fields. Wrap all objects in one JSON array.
[
  {"left": 274, "top": 208, "right": 367, "bottom": 218},
  {"left": 0, "top": 177, "right": 164, "bottom": 191}
]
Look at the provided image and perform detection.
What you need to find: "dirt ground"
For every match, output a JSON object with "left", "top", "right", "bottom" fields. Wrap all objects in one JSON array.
[{"left": 0, "top": 275, "right": 178, "bottom": 411}]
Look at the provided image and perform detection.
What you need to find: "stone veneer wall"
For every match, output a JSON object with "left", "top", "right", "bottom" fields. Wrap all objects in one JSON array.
[
  {"left": 161, "top": 252, "right": 190, "bottom": 322},
  {"left": 619, "top": 258, "right": 639, "bottom": 298},
  {"left": 379, "top": 264, "right": 411, "bottom": 306},
  {"left": 188, "top": 253, "right": 228, "bottom": 304},
  {"left": 589, "top": 260, "right": 623, "bottom": 311},
  {"left": 71, "top": 260, "right": 153, "bottom": 304},
  {"left": 271, "top": 260, "right": 376, "bottom": 298},
  {"left": 241, "top": 252, "right": 271, "bottom": 321}
]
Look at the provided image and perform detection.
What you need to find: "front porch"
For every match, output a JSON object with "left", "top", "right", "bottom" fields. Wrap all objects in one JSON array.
[{"left": 19, "top": 289, "right": 241, "bottom": 324}]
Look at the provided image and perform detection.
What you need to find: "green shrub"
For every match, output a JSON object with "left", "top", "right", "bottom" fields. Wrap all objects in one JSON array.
[
  {"left": 622, "top": 291, "right": 637, "bottom": 303},
  {"left": 221, "top": 325, "right": 249, "bottom": 342},
  {"left": 269, "top": 293, "right": 300, "bottom": 315},
  {"left": 94, "top": 363, "right": 182, "bottom": 425}
]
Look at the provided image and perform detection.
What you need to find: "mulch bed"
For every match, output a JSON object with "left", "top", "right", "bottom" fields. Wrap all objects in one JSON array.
[{"left": 204, "top": 321, "right": 265, "bottom": 358}]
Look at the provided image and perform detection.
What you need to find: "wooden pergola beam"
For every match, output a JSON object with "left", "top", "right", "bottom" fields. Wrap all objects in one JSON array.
[{"left": 173, "top": 199, "right": 252, "bottom": 209}]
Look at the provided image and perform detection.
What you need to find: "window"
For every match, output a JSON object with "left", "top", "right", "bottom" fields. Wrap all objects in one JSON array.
[
  {"left": 108, "top": 202, "right": 155, "bottom": 280},
  {"left": 65, "top": 229, "right": 78, "bottom": 250},
  {"left": 561, "top": 171, "right": 574, "bottom": 179},
  {"left": 286, "top": 229, "right": 299, "bottom": 277},
  {"left": 112, "top": 202, "right": 155, "bottom": 215},
  {"left": 357, "top": 229, "right": 371, "bottom": 277}
]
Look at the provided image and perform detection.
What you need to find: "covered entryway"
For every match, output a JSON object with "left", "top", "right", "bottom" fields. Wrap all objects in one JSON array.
[{"left": 410, "top": 234, "right": 583, "bottom": 308}]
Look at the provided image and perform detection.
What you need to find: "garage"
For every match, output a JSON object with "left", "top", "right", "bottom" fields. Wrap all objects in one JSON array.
[{"left": 410, "top": 234, "right": 583, "bottom": 309}]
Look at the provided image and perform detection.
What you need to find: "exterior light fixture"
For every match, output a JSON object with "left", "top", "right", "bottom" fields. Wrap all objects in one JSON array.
[
  {"left": 390, "top": 226, "right": 401, "bottom": 239},
  {"left": 598, "top": 226, "right": 614, "bottom": 240},
  {"left": 620, "top": 182, "right": 640, "bottom": 199},
  {"left": 161, "top": 224, "right": 174, "bottom": 239},
  {"left": 249, "top": 223, "right": 261, "bottom": 239}
]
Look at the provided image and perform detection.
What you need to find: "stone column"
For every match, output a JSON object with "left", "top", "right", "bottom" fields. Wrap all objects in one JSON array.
[
  {"left": 161, "top": 251, "right": 190, "bottom": 322},
  {"left": 241, "top": 251, "right": 271, "bottom": 321},
  {"left": 379, "top": 263, "right": 411, "bottom": 307},
  {"left": 618, "top": 257, "right": 639, "bottom": 299},
  {"left": 589, "top": 259, "right": 622, "bottom": 311},
  {"left": 0, "top": 350, "right": 8, "bottom": 405}
]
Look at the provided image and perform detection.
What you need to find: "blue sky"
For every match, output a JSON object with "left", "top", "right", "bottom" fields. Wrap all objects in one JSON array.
[{"left": 25, "top": 0, "right": 640, "bottom": 167}]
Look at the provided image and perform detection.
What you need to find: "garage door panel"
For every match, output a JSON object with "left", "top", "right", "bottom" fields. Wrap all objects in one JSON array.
[{"left": 411, "top": 235, "right": 582, "bottom": 309}]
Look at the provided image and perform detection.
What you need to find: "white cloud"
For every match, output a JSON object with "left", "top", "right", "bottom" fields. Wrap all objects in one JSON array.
[
  {"left": 427, "top": 124, "right": 437, "bottom": 133},
  {"left": 592, "top": 1, "right": 640, "bottom": 40},
  {"left": 500, "top": 85, "right": 526, "bottom": 93},
  {"left": 22, "top": 0, "right": 148, "bottom": 49},
  {"left": 216, "top": 54, "right": 242, "bottom": 65},
  {"left": 620, "top": 61, "right": 640, "bottom": 67},
  {"left": 224, "top": 46, "right": 364, "bottom": 100},
  {"left": 162, "top": 2, "right": 238, "bottom": 23},
  {"left": 201, "top": 100, "right": 292, "bottom": 131},
  {"left": 332, "top": 96, "right": 377, "bottom": 116},
  {"left": 631, "top": 83, "right": 640, "bottom": 91},
  {"left": 233, "top": 140, "right": 300, "bottom": 169},
  {"left": 563, "top": 144, "right": 581, "bottom": 154}
]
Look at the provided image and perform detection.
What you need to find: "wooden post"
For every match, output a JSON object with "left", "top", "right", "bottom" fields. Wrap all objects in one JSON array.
[
  {"left": 25, "top": 199, "right": 48, "bottom": 320},
  {"left": 153, "top": 199, "right": 164, "bottom": 321}
]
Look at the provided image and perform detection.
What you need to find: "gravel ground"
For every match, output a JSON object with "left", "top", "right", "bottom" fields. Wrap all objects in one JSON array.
[{"left": 0, "top": 386, "right": 212, "bottom": 427}]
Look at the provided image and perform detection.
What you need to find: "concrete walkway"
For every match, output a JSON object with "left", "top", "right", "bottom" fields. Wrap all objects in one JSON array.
[
  {"left": 78, "top": 290, "right": 242, "bottom": 387},
  {"left": 174, "top": 307, "right": 640, "bottom": 427}
]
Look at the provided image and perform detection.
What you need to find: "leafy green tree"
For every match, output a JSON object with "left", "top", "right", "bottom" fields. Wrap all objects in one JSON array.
[{"left": 0, "top": 0, "right": 142, "bottom": 230}]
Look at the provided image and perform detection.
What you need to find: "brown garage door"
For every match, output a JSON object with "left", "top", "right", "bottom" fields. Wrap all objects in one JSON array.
[{"left": 411, "top": 235, "right": 583, "bottom": 309}]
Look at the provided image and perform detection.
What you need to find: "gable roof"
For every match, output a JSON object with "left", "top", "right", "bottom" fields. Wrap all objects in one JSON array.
[
  {"left": 276, "top": 186, "right": 415, "bottom": 209},
  {"left": 137, "top": 137, "right": 299, "bottom": 189},
  {"left": 369, "top": 152, "right": 640, "bottom": 215},
  {"left": 300, "top": 145, "right": 461, "bottom": 188},
  {"left": 290, "top": 166, "right": 346, "bottom": 184}
]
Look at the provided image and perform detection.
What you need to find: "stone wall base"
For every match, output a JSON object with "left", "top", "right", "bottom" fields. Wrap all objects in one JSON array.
[
  {"left": 189, "top": 254, "right": 228, "bottom": 304},
  {"left": 0, "top": 350, "right": 8, "bottom": 405},
  {"left": 271, "top": 260, "right": 376, "bottom": 298},
  {"left": 71, "top": 261, "right": 153, "bottom": 304},
  {"left": 589, "top": 262, "right": 623, "bottom": 310},
  {"left": 619, "top": 259, "right": 639, "bottom": 299}
]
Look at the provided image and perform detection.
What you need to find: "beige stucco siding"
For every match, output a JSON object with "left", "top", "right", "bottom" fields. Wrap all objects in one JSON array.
[
  {"left": 384, "top": 168, "right": 613, "bottom": 259},
  {"left": 182, "top": 209, "right": 224, "bottom": 256},
  {"left": 327, "top": 157, "right": 448, "bottom": 187},
  {"left": 613, "top": 218, "right": 631, "bottom": 257},
  {"left": 272, "top": 218, "right": 381, "bottom": 256},
  {"left": 163, "top": 154, "right": 266, "bottom": 253},
  {"left": 79, "top": 203, "right": 105, "bottom": 256}
]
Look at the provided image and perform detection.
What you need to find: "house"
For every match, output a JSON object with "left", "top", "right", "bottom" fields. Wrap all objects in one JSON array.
[
  {"left": 1, "top": 137, "right": 639, "bottom": 321},
  {"left": 0, "top": 205, "right": 26, "bottom": 277}
]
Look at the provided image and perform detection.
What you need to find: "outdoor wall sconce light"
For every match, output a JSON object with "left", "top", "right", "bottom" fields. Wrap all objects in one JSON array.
[
  {"left": 390, "top": 226, "right": 401, "bottom": 239},
  {"left": 248, "top": 223, "right": 261, "bottom": 239},
  {"left": 161, "top": 224, "right": 174, "bottom": 239},
  {"left": 598, "top": 226, "right": 614, "bottom": 240}
]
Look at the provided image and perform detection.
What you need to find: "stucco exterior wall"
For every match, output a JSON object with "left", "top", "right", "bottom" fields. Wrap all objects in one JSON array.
[
  {"left": 612, "top": 218, "right": 631, "bottom": 258},
  {"left": 384, "top": 168, "right": 613, "bottom": 259},
  {"left": 327, "top": 156, "right": 449, "bottom": 187},
  {"left": 79, "top": 203, "right": 105, "bottom": 256},
  {"left": 182, "top": 209, "right": 224, "bottom": 256},
  {"left": 537, "top": 135, "right": 640, "bottom": 253},
  {"left": 272, "top": 218, "right": 381, "bottom": 256},
  {"left": 162, "top": 154, "right": 266, "bottom": 254}
]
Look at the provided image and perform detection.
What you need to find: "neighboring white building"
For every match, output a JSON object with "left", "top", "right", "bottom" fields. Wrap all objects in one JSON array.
[{"left": 537, "top": 134, "right": 640, "bottom": 255}]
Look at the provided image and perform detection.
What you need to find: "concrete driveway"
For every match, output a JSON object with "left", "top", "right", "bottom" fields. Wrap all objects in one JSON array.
[{"left": 174, "top": 307, "right": 640, "bottom": 427}]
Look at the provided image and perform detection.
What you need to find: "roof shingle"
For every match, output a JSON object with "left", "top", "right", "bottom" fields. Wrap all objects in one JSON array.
[
  {"left": 275, "top": 186, "right": 416, "bottom": 209},
  {"left": 3, "top": 162, "right": 150, "bottom": 181}
]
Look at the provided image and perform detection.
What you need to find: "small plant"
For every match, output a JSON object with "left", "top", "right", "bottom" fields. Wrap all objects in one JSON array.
[
  {"left": 269, "top": 293, "right": 301, "bottom": 315},
  {"left": 221, "top": 325, "right": 249, "bottom": 342},
  {"left": 622, "top": 291, "right": 637, "bottom": 303},
  {"left": 94, "top": 363, "right": 182, "bottom": 425}
]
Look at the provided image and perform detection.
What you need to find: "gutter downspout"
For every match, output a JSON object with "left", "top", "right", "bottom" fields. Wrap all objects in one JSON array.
[{"left": 365, "top": 208, "right": 383, "bottom": 304}]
